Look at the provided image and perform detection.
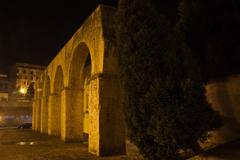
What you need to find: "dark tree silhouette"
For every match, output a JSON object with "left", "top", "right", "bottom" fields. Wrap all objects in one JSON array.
[
  {"left": 26, "top": 82, "right": 35, "bottom": 99},
  {"left": 116, "top": 0, "right": 222, "bottom": 159}
]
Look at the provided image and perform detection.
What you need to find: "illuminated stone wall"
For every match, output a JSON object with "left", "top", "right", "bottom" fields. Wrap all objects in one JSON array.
[
  {"left": 203, "top": 74, "right": 240, "bottom": 148},
  {"left": 33, "top": 5, "right": 126, "bottom": 156}
]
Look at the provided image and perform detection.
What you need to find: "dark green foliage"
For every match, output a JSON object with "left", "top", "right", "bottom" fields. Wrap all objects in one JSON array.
[
  {"left": 116, "top": 0, "right": 222, "bottom": 159},
  {"left": 26, "top": 82, "right": 34, "bottom": 99},
  {"left": 178, "top": 0, "right": 240, "bottom": 81}
]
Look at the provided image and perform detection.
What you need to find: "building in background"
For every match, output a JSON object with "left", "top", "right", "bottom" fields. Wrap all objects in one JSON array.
[
  {"left": 10, "top": 63, "right": 45, "bottom": 98},
  {"left": 0, "top": 63, "right": 45, "bottom": 127},
  {"left": 0, "top": 74, "right": 9, "bottom": 102}
]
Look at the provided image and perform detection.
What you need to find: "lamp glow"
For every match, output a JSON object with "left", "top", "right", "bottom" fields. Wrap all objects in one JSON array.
[{"left": 19, "top": 88, "right": 27, "bottom": 94}]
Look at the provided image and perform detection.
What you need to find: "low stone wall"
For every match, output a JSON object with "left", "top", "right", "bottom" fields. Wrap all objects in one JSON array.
[
  {"left": 0, "top": 100, "right": 32, "bottom": 126},
  {"left": 0, "top": 106, "right": 32, "bottom": 115},
  {"left": 0, "top": 100, "right": 32, "bottom": 108},
  {"left": 203, "top": 74, "right": 240, "bottom": 148}
]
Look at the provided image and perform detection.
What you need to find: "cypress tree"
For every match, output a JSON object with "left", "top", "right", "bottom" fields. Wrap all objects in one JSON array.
[{"left": 116, "top": 0, "right": 222, "bottom": 159}]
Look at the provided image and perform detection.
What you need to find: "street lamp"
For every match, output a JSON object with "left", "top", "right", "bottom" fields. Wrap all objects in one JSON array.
[{"left": 19, "top": 87, "right": 27, "bottom": 95}]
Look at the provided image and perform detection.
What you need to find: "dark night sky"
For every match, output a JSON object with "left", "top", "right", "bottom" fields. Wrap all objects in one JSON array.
[{"left": 0, "top": 0, "right": 118, "bottom": 73}]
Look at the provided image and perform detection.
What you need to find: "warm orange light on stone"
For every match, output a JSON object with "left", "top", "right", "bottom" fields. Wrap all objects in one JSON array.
[{"left": 33, "top": 5, "right": 126, "bottom": 157}]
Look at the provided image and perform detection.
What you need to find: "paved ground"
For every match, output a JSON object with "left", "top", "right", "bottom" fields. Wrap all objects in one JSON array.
[
  {"left": 2, "top": 128, "right": 240, "bottom": 160},
  {"left": 0, "top": 128, "right": 142, "bottom": 160}
]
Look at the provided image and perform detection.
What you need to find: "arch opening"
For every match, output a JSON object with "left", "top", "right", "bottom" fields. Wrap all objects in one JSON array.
[
  {"left": 36, "top": 79, "right": 43, "bottom": 131},
  {"left": 41, "top": 75, "right": 50, "bottom": 133},
  {"left": 52, "top": 66, "right": 64, "bottom": 136},
  {"left": 68, "top": 43, "right": 92, "bottom": 142},
  {"left": 83, "top": 53, "right": 91, "bottom": 141}
]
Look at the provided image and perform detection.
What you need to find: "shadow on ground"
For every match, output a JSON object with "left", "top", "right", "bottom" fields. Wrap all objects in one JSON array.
[{"left": 189, "top": 139, "right": 240, "bottom": 160}]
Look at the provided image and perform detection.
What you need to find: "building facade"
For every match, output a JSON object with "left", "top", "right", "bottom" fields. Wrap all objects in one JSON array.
[
  {"left": 0, "top": 74, "right": 9, "bottom": 101},
  {"left": 13, "top": 63, "right": 45, "bottom": 94},
  {"left": 0, "top": 63, "right": 45, "bottom": 126}
]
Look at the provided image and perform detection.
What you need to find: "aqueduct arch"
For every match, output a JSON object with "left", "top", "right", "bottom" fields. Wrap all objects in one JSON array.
[
  {"left": 51, "top": 66, "right": 64, "bottom": 136},
  {"left": 33, "top": 5, "right": 125, "bottom": 156},
  {"left": 40, "top": 75, "right": 50, "bottom": 134},
  {"left": 33, "top": 75, "right": 43, "bottom": 131}
]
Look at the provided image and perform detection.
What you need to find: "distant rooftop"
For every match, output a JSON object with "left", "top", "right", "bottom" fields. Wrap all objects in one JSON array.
[{"left": 15, "top": 63, "right": 46, "bottom": 70}]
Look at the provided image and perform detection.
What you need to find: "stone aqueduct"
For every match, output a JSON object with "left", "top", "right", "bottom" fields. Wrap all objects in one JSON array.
[
  {"left": 32, "top": 5, "right": 125, "bottom": 156},
  {"left": 33, "top": 4, "right": 240, "bottom": 157}
]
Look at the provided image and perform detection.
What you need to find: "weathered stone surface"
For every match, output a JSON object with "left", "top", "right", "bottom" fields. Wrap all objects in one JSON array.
[
  {"left": 33, "top": 5, "right": 126, "bottom": 156},
  {"left": 40, "top": 97, "right": 46, "bottom": 133}
]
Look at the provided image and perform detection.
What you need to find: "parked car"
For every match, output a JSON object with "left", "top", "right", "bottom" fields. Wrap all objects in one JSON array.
[{"left": 17, "top": 123, "right": 32, "bottom": 129}]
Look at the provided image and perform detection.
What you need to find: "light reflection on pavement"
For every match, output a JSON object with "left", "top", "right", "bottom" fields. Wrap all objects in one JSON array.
[{"left": 16, "top": 141, "right": 35, "bottom": 145}]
